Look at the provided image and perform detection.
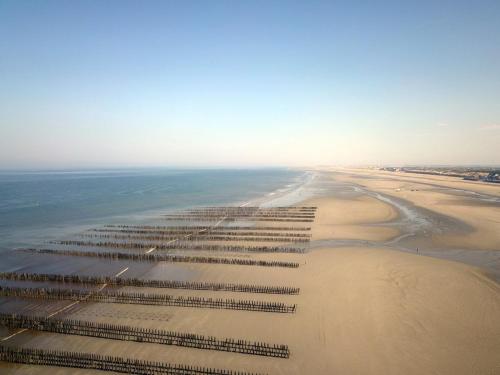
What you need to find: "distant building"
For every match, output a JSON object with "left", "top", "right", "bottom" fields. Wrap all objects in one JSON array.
[{"left": 484, "top": 171, "right": 500, "bottom": 183}]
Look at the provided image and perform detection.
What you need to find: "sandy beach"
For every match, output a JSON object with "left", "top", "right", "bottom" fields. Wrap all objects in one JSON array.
[
  {"left": 2, "top": 1, "right": 499, "bottom": 373},
  {"left": 1, "top": 169, "right": 499, "bottom": 375}
]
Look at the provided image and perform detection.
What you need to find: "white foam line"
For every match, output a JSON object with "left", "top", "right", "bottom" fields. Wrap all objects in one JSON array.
[
  {"left": 1, "top": 298, "right": 82, "bottom": 341},
  {"left": 47, "top": 300, "right": 81, "bottom": 318},
  {"left": 213, "top": 217, "right": 227, "bottom": 227},
  {"left": 114, "top": 267, "right": 129, "bottom": 277},
  {"left": 96, "top": 266, "right": 129, "bottom": 291},
  {"left": 146, "top": 201, "right": 250, "bottom": 256},
  {"left": 96, "top": 284, "right": 107, "bottom": 292},
  {"left": 147, "top": 238, "right": 177, "bottom": 254},
  {"left": 1, "top": 329, "right": 27, "bottom": 341},
  {"left": 1, "top": 204, "right": 251, "bottom": 342},
  {"left": 1, "top": 266, "right": 130, "bottom": 341}
]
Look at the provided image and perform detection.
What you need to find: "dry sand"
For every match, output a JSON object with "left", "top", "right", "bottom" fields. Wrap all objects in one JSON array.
[
  {"left": 4, "top": 248, "right": 499, "bottom": 375},
  {"left": 311, "top": 195, "right": 399, "bottom": 241},
  {"left": 1, "top": 169, "right": 500, "bottom": 375}
]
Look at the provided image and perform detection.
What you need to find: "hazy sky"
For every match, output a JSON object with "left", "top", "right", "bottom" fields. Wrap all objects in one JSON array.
[{"left": 1, "top": 1, "right": 499, "bottom": 168}]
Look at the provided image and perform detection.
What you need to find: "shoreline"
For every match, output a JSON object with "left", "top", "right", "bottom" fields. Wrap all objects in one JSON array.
[
  {"left": 0, "top": 169, "right": 308, "bottom": 252},
  {"left": 1, "top": 168, "right": 499, "bottom": 374}
]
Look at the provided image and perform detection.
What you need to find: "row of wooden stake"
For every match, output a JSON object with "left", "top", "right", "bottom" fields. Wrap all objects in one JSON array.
[
  {"left": 0, "top": 313, "right": 289, "bottom": 358},
  {"left": 0, "top": 345, "right": 264, "bottom": 375},
  {"left": 104, "top": 224, "right": 312, "bottom": 231},
  {"left": 0, "top": 286, "right": 297, "bottom": 313},
  {"left": 54, "top": 240, "right": 306, "bottom": 253},
  {"left": 21, "top": 248, "right": 301, "bottom": 268},
  {"left": 0, "top": 272, "right": 300, "bottom": 295}
]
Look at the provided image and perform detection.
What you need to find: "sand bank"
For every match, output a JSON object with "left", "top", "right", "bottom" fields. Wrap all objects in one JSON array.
[
  {"left": 331, "top": 168, "right": 500, "bottom": 251},
  {"left": 310, "top": 195, "right": 399, "bottom": 241},
  {"left": 1, "top": 172, "right": 499, "bottom": 375}
]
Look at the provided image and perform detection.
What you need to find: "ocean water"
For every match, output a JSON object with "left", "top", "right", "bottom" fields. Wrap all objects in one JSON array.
[{"left": 0, "top": 168, "right": 304, "bottom": 250}]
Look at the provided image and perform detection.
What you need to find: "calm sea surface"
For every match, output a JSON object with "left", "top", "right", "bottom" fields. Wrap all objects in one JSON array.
[{"left": 0, "top": 168, "right": 303, "bottom": 250}]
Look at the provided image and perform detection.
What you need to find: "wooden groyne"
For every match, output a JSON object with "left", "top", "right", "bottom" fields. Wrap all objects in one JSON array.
[
  {"left": 164, "top": 215, "right": 314, "bottom": 221},
  {"left": 160, "top": 207, "right": 316, "bottom": 222},
  {"left": 20, "top": 248, "right": 300, "bottom": 268},
  {"left": 166, "top": 210, "right": 315, "bottom": 218},
  {"left": 183, "top": 207, "right": 315, "bottom": 214},
  {"left": 0, "top": 204, "right": 314, "bottom": 372},
  {"left": 163, "top": 217, "right": 314, "bottom": 223},
  {"left": 0, "top": 286, "right": 297, "bottom": 313},
  {"left": 0, "top": 272, "right": 300, "bottom": 295},
  {"left": 53, "top": 240, "right": 306, "bottom": 254},
  {"left": 172, "top": 214, "right": 316, "bottom": 219},
  {"left": 104, "top": 224, "right": 311, "bottom": 231},
  {"left": 91, "top": 228, "right": 312, "bottom": 238},
  {"left": 0, "top": 345, "right": 264, "bottom": 375},
  {"left": 82, "top": 233, "right": 309, "bottom": 243},
  {"left": 0, "top": 313, "right": 290, "bottom": 358},
  {"left": 80, "top": 233, "right": 310, "bottom": 244},
  {"left": 191, "top": 206, "right": 316, "bottom": 211}
]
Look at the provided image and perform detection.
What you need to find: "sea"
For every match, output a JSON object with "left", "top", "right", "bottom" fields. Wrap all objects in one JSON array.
[{"left": 0, "top": 168, "right": 312, "bottom": 251}]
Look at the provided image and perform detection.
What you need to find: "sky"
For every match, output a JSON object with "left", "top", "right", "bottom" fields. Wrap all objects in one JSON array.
[{"left": 1, "top": 0, "right": 499, "bottom": 168}]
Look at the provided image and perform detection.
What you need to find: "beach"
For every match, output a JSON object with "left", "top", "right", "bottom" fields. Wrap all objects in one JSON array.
[{"left": 1, "top": 168, "right": 499, "bottom": 374}]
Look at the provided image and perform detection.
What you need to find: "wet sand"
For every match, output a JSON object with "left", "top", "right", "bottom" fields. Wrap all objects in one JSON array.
[
  {"left": 1, "top": 169, "right": 499, "bottom": 374},
  {"left": 326, "top": 168, "right": 500, "bottom": 278}
]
